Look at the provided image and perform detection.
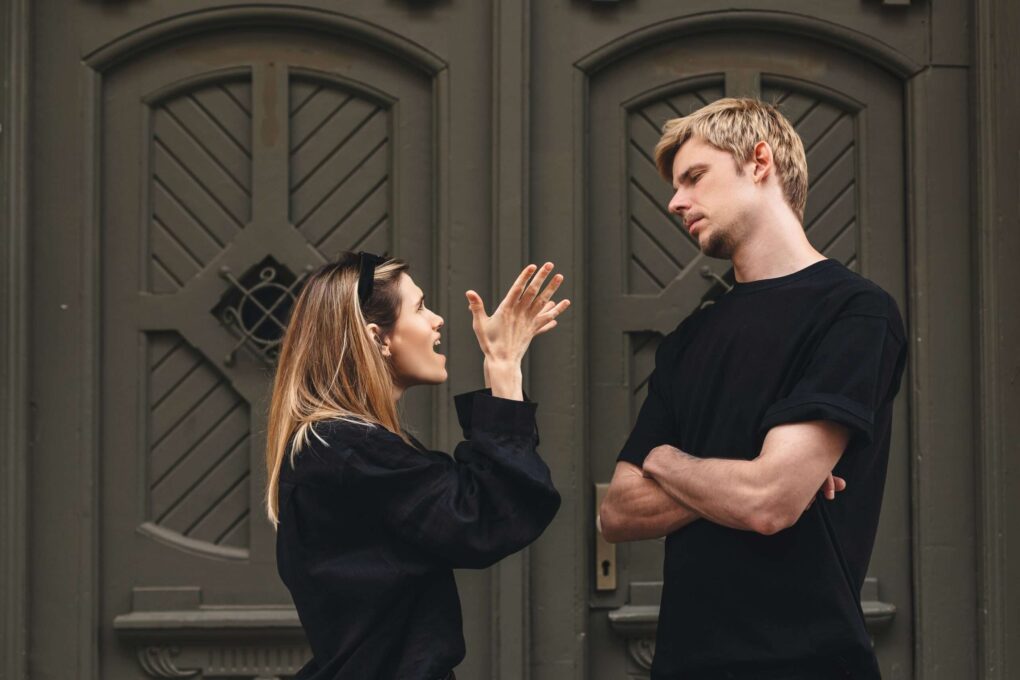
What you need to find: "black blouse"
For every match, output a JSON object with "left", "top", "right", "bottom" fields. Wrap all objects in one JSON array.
[{"left": 276, "top": 389, "right": 561, "bottom": 680}]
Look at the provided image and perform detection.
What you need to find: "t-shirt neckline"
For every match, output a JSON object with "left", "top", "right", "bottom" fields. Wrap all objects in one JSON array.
[{"left": 728, "top": 258, "right": 840, "bottom": 295}]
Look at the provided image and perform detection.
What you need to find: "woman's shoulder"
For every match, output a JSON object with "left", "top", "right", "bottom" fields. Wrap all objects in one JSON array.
[{"left": 289, "top": 418, "right": 428, "bottom": 474}]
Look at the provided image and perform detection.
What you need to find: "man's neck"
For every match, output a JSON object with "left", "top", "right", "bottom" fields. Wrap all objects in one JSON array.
[{"left": 730, "top": 212, "right": 826, "bottom": 283}]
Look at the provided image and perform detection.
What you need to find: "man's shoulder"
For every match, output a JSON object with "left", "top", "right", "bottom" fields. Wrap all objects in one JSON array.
[
  {"left": 824, "top": 266, "right": 901, "bottom": 314},
  {"left": 814, "top": 266, "right": 906, "bottom": 344}
]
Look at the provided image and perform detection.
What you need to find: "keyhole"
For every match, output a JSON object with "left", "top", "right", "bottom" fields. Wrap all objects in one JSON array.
[{"left": 601, "top": 559, "right": 611, "bottom": 577}]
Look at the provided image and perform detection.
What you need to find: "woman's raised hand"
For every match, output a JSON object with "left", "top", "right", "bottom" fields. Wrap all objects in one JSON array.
[{"left": 465, "top": 263, "right": 570, "bottom": 394}]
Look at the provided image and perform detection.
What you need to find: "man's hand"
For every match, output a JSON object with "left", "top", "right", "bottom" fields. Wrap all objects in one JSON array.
[
  {"left": 599, "top": 461, "right": 700, "bottom": 543},
  {"left": 806, "top": 473, "right": 847, "bottom": 510}
]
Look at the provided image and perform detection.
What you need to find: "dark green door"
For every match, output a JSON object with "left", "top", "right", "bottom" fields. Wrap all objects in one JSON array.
[
  {"left": 99, "top": 26, "right": 436, "bottom": 678},
  {"left": 586, "top": 33, "right": 911, "bottom": 679},
  {"left": 527, "top": 7, "right": 924, "bottom": 680},
  {"left": 28, "top": 3, "right": 499, "bottom": 678}
]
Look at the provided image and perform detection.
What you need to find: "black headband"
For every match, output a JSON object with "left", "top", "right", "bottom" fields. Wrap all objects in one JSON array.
[{"left": 357, "top": 251, "right": 386, "bottom": 304}]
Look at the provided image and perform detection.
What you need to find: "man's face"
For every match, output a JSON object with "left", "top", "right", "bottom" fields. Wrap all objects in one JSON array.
[{"left": 666, "top": 137, "right": 756, "bottom": 259}]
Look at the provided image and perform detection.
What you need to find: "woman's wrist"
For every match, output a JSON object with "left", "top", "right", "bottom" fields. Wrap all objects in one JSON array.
[{"left": 484, "top": 358, "right": 523, "bottom": 401}]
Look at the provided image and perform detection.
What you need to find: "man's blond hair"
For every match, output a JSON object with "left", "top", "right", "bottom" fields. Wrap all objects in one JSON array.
[{"left": 654, "top": 97, "right": 809, "bottom": 222}]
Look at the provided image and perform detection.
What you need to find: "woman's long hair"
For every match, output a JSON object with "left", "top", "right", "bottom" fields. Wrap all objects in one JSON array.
[{"left": 265, "top": 252, "right": 409, "bottom": 525}]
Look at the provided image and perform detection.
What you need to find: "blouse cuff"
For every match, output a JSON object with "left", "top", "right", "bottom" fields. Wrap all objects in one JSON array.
[{"left": 454, "top": 389, "right": 537, "bottom": 439}]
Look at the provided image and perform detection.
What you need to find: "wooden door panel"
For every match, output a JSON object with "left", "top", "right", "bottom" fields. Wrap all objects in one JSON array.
[{"left": 99, "top": 27, "right": 434, "bottom": 677}]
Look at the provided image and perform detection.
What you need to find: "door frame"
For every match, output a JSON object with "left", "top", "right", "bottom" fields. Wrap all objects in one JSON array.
[
  {"left": 1, "top": 1, "right": 30, "bottom": 679},
  {"left": 973, "top": 0, "right": 1020, "bottom": 677}
]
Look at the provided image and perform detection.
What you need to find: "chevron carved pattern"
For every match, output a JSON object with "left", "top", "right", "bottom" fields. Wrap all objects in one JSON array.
[
  {"left": 764, "top": 82, "right": 859, "bottom": 271},
  {"left": 289, "top": 76, "right": 391, "bottom": 258},
  {"left": 626, "top": 82, "right": 726, "bottom": 294},
  {"left": 146, "top": 332, "right": 251, "bottom": 551},
  {"left": 148, "top": 77, "right": 253, "bottom": 293}
]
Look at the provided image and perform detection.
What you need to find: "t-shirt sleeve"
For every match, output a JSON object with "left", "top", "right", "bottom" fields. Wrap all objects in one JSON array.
[
  {"left": 759, "top": 299, "right": 907, "bottom": 446},
  {"left": 618, "top": 342, "right": 677, "bottom": 467}
]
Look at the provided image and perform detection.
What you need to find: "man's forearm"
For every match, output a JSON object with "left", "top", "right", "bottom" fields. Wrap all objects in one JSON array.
[
  {"left": 600, "top": 464, "right": 700, "bottom": 542},
  {"left": 642, "top": 446, "right": 766, "bottom": 532}
]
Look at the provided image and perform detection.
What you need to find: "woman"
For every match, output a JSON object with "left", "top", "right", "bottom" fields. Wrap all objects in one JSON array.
[{"left": 266, "top": 251, "right": 569, "bottom": 680}]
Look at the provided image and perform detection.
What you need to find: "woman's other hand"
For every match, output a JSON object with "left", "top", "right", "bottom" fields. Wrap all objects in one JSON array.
[{"left": 465, "top": 263, "right": 571, "bottom": 399}]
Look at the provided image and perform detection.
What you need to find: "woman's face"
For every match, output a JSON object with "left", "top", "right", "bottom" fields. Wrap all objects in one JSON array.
[{"left": 380, "top": 273, "right": 447, "bottom": 391}]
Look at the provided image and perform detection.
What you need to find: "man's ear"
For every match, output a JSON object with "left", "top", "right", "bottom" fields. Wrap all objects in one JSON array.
[
  {"left": 365, "top": 323, "right": 393, "bottom": 358},
  {"left": 751, "top": 140, "right": 773, "bottom": 184}
]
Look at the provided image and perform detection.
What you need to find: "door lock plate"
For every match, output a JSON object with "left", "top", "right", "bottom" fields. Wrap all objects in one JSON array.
[{"left": 595, "top": 483, "right": 617, "bottom": 591}]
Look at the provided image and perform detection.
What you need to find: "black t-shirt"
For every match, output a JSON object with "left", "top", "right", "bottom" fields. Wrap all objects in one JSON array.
[
  {"left": 618, "top": 259, "right": 907, "bottom": 679},
  {"left": 276, "top": 390, "right": 560, "bottom": 680}
]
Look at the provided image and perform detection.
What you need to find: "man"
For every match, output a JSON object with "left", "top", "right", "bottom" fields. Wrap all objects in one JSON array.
[{"left": 599, "top": 98, "right": 907, "bottom": 680}]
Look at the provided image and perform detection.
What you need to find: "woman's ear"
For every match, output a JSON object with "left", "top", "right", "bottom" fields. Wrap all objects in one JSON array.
[{"left": 365, "top": 323, "right": 393, "bottom": 358}]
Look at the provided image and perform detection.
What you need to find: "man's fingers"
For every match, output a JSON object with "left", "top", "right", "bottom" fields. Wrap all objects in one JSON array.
[{"left": 819, "top": 474, "right": 847, "bottom": 502}]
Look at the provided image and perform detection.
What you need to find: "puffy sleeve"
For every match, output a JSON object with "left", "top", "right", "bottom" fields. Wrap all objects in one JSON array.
[
  {"left": 759, "top": 291, "right": 907, "bottom": 446},
  {"left": 323, "top": 390, "right": 561, "bottom": 569}
]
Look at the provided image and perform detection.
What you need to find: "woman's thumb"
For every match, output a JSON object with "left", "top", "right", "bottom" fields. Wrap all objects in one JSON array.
[{"left": 465, "top": 290, "right": 488, "bottom": 318}]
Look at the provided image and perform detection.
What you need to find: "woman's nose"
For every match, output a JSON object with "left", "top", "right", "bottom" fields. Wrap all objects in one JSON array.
[{"left": 434, "top": 315, "right": 444, "bottom": 330}]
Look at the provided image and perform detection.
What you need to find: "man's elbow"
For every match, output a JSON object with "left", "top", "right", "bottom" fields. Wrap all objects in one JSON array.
[{"left": 741, "top": 492, "right": 802, "bottom": 536}]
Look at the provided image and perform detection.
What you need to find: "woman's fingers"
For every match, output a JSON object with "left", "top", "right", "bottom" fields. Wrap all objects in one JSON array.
[
  {"left": 534, "top": 319, "right": 558, "bottom": 336},
  {"left": 834, "top": 476, "right": 847, "bottom": 492},
  {"left": 465, "top": 290, "right": 489, "bottom": 322},
  {"left": 535, "top": 298, "right": 571, "bottom": 328},
  {"left": 501, "top": 264, "right": 539, "bottom": 309},
  {"left": 532, "top": 273, "right": 564, "bottom": 312},
  {"left": 522, "top": 263, "right": 554, "bottom": 306}
]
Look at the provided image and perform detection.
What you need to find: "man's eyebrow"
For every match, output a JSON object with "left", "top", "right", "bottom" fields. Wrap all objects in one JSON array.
[{"left": 674, "top": 163, "right": 709, "bottom": 188}]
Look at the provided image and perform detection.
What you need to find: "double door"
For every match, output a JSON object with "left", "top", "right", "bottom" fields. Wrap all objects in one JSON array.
[{"left": 27, "top": 2, "right": 962, "bottom": 679}]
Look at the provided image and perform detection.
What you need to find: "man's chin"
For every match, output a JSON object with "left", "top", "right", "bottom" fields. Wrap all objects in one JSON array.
[{"left": 701, "top": 231, "right": 735, "bottom": 259}]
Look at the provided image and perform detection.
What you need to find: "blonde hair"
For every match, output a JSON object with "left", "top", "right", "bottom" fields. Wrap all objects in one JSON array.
[
  {"left": 265, "top": 253, "right": 409, "bottom": 525},
  {"left": 653, "top": 97, "right": 809, "bottom": 221}
]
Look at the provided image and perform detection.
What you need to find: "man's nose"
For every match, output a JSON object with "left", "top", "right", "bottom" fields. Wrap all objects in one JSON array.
[{"left": 667, "top": 189, "right": 689, "bottom": 216}]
